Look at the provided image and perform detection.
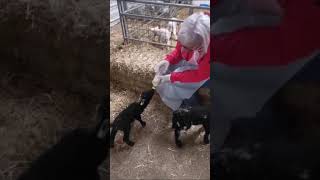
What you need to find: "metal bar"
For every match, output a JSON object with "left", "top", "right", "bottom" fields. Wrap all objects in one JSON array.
[
  {"left": 123, "top": 2, "right": 128, "bottom": 11},
  {"left": 117, "top": 0, "right": 127, "bottom": 43},
  {"left": 126, "top": 10, "right": 175, "bottom": 37},
  {"left": 144, "top": 18, "right": 159, "bottom": 27},
  {"left": 120, "top": 1, "right": 130, "bottom": 41},
  {"left": 128, "top": 21, "right": 176, "bottom": 39},
  {"left": 110, "top": 20, "right": 120, "bottom": 27},
  {"left": 144, "top": 8, "right": 172, "bottom": 27},
  {"left": 121, "top": 13, "right": 184, "bottom": 22},
  {"left": 110, "top": 17, "right": 120, "bottom": 23},
  {"left": 123, "top": 18, "right": 129, "bottom": 41},
  {"left": 189, "top": 7, "right": 193, "bottom": 15},
  {"left": 125, "top": 37, "right": 175, "bottom": 47},
  {"left": 122, "top": 4, "right": 144, "bottom": 14},
  {"left": 127, "top": 19, "right": 143, "bottom": 39},
  {"left": 118, "top": 0, "right": 210, "bottom": 9},
  {"left": 129, "top": 22, "right": 149, "bottom": 39}
]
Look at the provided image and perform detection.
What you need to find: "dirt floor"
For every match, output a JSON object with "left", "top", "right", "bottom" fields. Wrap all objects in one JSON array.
[
  {"left": 110, "top": 24, "right": 210, "bottom": 179},
  {"left": 110, "top": 85, "right": 210, "bottom": 180},
  {"left": 0, "top": 67, "right": 108, "bottom": 180},
  {"left": 0, "top": 1, "right": 108, "bottom": 179}
]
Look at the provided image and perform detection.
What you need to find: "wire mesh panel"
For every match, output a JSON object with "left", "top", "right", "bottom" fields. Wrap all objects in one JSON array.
[{"left": 117, "top": 0, "right": 209, "bottom": 48}]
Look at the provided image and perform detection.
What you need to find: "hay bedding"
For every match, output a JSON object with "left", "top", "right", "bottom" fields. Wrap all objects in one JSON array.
[
  {"left": 110, "top": 24, "right": 123, "bottom": 51},
  {"left": 0, "top": 0, "right": 107, "bottom": 38},
  {"left": 110, "top": 85, "right": 210, "bottom": 180},
  {"left": 110, "top": 41, "right": 173, "bottom": 92},
  {"left": 0, "top": 70, "right": 108, "bottom": 180}
]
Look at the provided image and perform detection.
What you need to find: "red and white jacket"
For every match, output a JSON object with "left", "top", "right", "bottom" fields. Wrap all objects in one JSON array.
[
  {"left": 213, "top": 0, "right": 320, "bottom": 67},
  {"left": 164, "top": 12, "right": 210, "bottom": 83}
]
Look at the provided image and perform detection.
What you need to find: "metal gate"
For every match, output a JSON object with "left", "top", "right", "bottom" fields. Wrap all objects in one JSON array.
[{"left": 117, "top": 0, "right": 209, "bottom": 47}]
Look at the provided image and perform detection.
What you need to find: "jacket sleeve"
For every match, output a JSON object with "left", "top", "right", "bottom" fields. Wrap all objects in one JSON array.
[
  {"left": 170, "top": 50, "right": 210, "bottom": 83},
  {"left": 164, "top": 42, "right": 183, "bottom": 65}
]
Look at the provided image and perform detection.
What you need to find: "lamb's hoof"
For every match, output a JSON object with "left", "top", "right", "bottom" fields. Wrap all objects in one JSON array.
[
  {"left": 127, "top": 141, "right": 135, "bottom": 146},
  {"left": 176, "top": 141, "right": 183, "bottom": 148},
  {"left": 141, "top": 121, "right": 146, "bottom": 127}
]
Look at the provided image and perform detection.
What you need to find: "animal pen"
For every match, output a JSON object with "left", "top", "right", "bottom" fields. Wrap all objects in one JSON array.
[{"left": 116, "top": 0, "right": 210, "bottom": 47}]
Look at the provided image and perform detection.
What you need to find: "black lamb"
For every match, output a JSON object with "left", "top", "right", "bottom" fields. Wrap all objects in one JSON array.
[
  {"left": 110, "top": 89, "right": 155, "bottom": 147},
  {"left": 18, "top": 96, "right": 109, "bottom": 180},
  {"left": 172, "top": 105, "right": 210, "bottom": 147}
]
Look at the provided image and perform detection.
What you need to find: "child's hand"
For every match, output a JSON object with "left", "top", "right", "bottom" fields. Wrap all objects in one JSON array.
[
  {"left": 154, "top": 60, "right": 169, "bottom": 75},
  {"left": 152, "top": 75, "right": 161, "bottom": 87}
]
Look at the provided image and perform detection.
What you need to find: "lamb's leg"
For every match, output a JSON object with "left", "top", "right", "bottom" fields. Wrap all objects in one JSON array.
[
  {"left": 153, "top": 33, "right": 157, "bottom": 41},
  {"left": 166, "top": 39, "right": 170, "bottom": 46},
  {"left": 165, "top": 37, "right": 170, "bottom": 51},
  {"left": 175, "top": 129, "right": 183, "bottom": 147},
  {"left": 173, "top": 32, "right": 177, "bottom": 41},
  {"left": 203, "top": 122, "right": 210, "bottom": 144},
  {"left": 110, "top": 128, "right": 117, "bottom": 148},
  {"left": 173, "top": 26, "right": 177, "bottom": 40},
  {"left": 136, "top": 115, "right": 146, "bottom": 127},
  {"left": 123, "top": 126, "right": 135, "bottom": 146}
]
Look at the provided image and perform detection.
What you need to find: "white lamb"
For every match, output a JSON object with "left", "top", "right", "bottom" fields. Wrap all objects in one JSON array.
[{"left": 150, "top": 26, "right": 171, "bottom": 45}]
